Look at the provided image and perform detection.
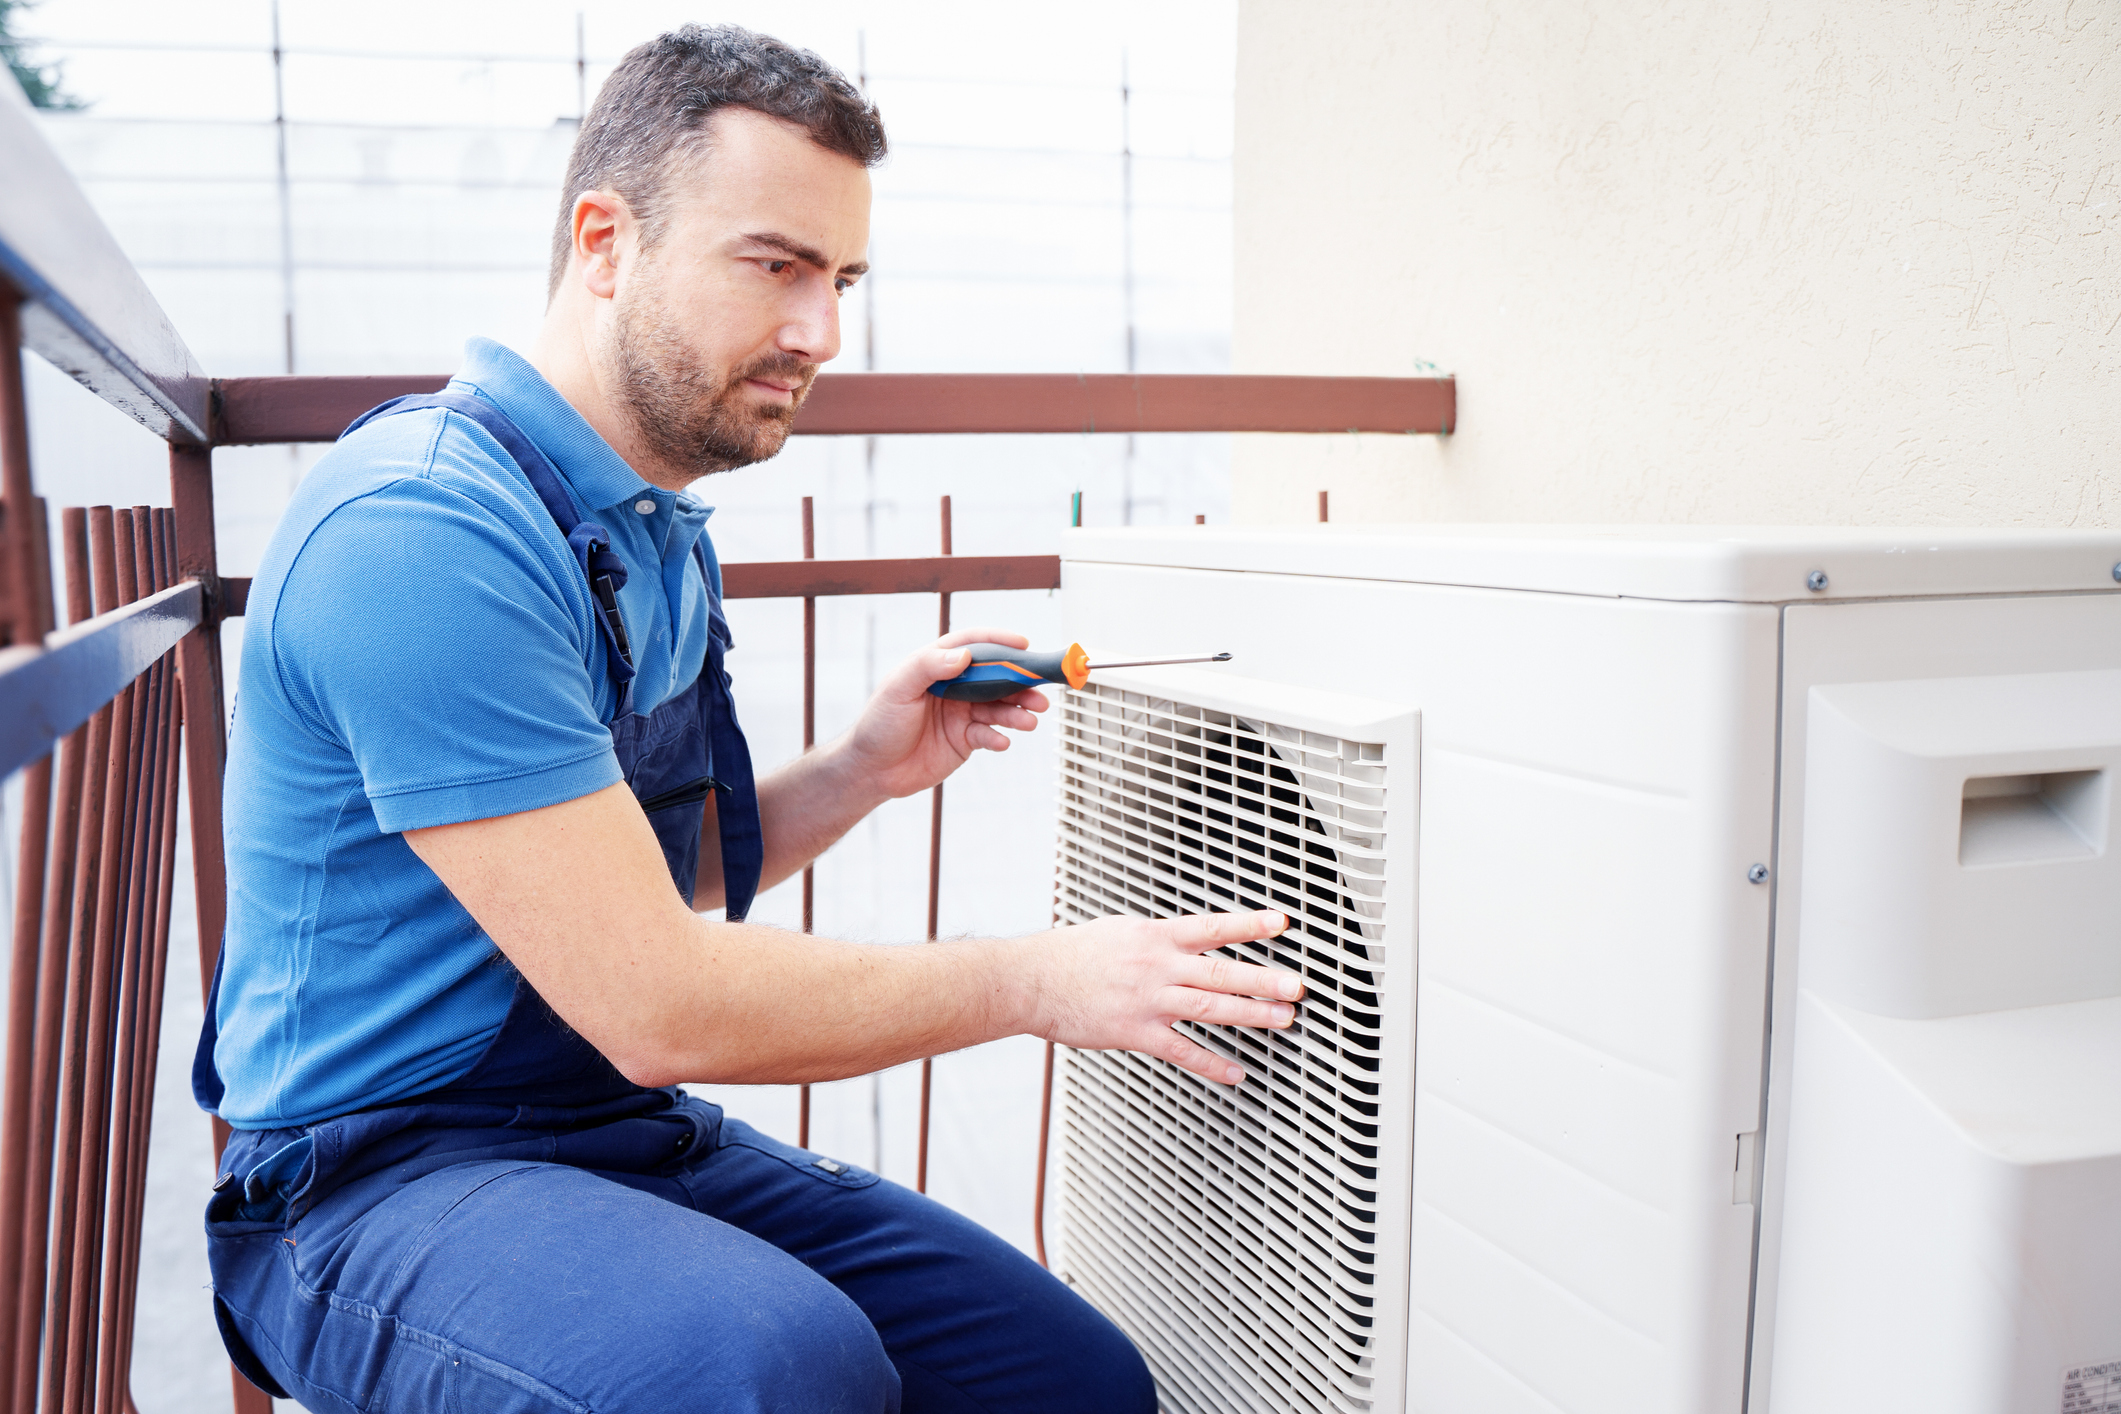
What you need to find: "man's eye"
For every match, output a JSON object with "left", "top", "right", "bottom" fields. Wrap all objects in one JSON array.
[
  {"left": 834, "top": 277, "right": 854, "bottom": 293},
  {"left": 765, "top": 260, "right": 792, "bottom": 274}
]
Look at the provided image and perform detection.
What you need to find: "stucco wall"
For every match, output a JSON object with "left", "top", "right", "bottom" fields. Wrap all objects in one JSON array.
[{"left": 1232, "top": 0, "right": 2120, "bottom": 527}]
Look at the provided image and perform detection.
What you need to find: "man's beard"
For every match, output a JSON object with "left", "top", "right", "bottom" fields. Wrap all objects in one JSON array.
[{"left": 604, "top": 283, "right": 817, "bottom": 481}]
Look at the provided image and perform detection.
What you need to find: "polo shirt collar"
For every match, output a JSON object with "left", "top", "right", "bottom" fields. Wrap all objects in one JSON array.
[{"left": 451, "top": 337, "right": 712, "bottom": 526}]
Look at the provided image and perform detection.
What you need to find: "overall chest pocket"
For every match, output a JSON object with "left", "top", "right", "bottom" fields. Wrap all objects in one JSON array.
[{"left": 634, "top": 776, "right": 716, "bottom": 816}]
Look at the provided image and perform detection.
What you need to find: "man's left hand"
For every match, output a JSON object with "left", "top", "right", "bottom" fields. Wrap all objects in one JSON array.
[{"left": 838, "top": 627, "right": 1048, "bottom": 800}]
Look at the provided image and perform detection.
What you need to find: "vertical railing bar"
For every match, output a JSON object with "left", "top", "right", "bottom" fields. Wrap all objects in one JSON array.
[
  {"left": 1033, "top": 1040, "right": 1055, "bottom": 1269},
  {"left": 109, "top": 511, "right": 167, "bottom": 1411},
  {"left": 916, "top": 495, "right": 951, "bottom": 1196},
  {"left": 117, "top": 513, "right": 183, "bottom": 1414},
  {"left": 0, "top": 757, "right": 53, "bottom": 1412},
  {"left": 142, "top": 525, "right": 185, "bottom": 1397},
  {"left": 94, "top": 515, "right": 158, "bottom": 1414},
  {"left": 167, "top": 448, "right": 268, "bottom": 1414},
  {"left": 63, "top": 507, "right": 146, "bottom": 1414},
  {"left": 167, "top": 448, "right": 229, "bottom": 1109},
  {"left": 96, "top": 511, "right": 165, "bottom": 1414},
  {"left": 1036, "top": 636, "right": 1068, "bottom": 1273},
  {"left": 167, "top": 449, "right": 227, "bottom": 1011},
  {"left": 798, "top": 496, "right": 815, "bottom": 1151},
  {"left": 14, "top": 510, "right": 95, "bottom": 1414},
  {"left": 127, "top": 511, "right": 177, "bottom": 1302},
  {"left": 0, "top": 296, "right": 56, "bottom": 1414},
  {"left": 45, "top": 507, "right": 120, "bottom": 1414},
  {"left": 92, "top": 693, "right": 147, "bottom": 1413},
  {"left": 109, "top": 543, "right": 159, "bottom": 1414},
  {"left": 96, "top": 513, "right": 156, "bottom": 1410},
  {"left": 1030, "top": 593, "right": 1068, "bottom": 1271}
]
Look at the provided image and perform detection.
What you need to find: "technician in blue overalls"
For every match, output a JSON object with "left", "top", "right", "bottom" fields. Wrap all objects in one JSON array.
[{"left": 199, "top": 24, "right": 1300, "bottom": 1414}]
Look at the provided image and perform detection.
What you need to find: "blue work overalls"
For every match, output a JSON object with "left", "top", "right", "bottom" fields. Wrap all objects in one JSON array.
[{"left": 196, "top": 395, "right": 1153, "bottom": 1414}]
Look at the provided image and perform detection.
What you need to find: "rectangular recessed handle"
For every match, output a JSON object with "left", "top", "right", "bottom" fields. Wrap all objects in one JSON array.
[{"left": 1959, "top": 769, "right": 2106, "bottom": 867}]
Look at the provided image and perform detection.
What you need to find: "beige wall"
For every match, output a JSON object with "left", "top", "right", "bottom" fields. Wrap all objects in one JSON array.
[{"left": 1232, "top": 0, "right": 2120, "bottom": 527}]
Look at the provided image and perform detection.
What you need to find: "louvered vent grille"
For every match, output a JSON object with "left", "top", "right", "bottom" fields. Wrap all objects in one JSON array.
[{"left": 1054, "top": 680, "right": 1400, "bottom": 1414}]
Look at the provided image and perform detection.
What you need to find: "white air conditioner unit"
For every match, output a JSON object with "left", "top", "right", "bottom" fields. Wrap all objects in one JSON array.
[{"left": 1050, "top": 525, "right": 2121, "bottom": 1414}]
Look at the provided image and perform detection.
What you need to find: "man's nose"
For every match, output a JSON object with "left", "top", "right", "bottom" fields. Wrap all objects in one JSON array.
[{"left": 778, "top": 279, "right": 842, "bottom": 365}]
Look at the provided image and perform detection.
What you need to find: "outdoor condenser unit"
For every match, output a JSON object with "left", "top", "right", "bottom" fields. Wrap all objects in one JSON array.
[{"left": 1049, "top": 526, "right": 2121, "bottom": 1414}]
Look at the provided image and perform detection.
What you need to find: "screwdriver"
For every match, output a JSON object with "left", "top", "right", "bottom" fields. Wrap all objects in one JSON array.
[{"left": 929, "top": 644, "right": 1233, "bottom": 701}]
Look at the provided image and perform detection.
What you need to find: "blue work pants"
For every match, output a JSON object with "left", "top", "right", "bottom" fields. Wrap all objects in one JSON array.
[{"left": 206, "top": 1095, "right": 1153, "bottom": 1413}]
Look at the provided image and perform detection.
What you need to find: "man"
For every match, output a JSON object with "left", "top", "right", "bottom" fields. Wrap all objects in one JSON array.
[{"left": 200, "top": 25, "right": 1299, "bottom": 1414}]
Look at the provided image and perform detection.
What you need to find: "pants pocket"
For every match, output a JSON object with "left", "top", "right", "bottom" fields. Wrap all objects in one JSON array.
[{"left": 377, "top": 1327, "right": 590, "bottom": 1414}]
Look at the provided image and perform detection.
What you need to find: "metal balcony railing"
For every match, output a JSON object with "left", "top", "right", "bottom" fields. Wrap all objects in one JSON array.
[{"left": 0, "top": 86, "right": 1453, "bottom": 1414}]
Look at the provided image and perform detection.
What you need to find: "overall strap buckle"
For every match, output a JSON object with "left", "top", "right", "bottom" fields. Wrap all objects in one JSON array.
[{"left": 567, "top": 524, "right": 635, "bottom": 674}]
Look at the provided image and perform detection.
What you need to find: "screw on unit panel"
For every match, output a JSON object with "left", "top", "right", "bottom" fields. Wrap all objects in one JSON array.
[
  {"left": 2110, "top": 562, "right": 2120, "bottom": 583},
  {"left": 1748, "top": 863, "right": 1770, "bottom": 884},
  {"left": 1805, "top": 570, "right": 1829, "bottom": 592}
]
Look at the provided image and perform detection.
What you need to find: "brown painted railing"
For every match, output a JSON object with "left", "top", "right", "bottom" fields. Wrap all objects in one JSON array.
[
  {"left": 1, "top": 503, "right": 188, "bottom": 1414},
  {"left": 211, "top": 371, "right": 1455, "bottom": 445},
  {"left": 0, "top": 81, "right": 1454, "bottom": 1414}
]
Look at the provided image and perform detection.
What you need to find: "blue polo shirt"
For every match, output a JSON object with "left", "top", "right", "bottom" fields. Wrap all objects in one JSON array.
[{"left": 213, "top": 338, "right": 718, "bottom": 1129}]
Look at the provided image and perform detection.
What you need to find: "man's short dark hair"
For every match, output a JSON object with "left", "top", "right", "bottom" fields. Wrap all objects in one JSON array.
[{"left": 548, "top": 24, "right": 887, "bottom": 299}]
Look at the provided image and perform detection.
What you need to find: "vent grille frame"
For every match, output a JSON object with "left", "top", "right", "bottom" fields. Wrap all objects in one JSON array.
[{"left": 1052, "top": 667, "right": 1419, "bottom": 1414}]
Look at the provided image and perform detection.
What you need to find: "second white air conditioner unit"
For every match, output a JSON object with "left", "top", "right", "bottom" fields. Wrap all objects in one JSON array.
[{"left": 1049, "top": 524, "right": 2121, "bottom": 1414}]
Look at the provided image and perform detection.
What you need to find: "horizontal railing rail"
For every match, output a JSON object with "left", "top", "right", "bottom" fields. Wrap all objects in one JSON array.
[
  {"left": 0, "top": 581, "right": 201, "bottom": 781},
  {"left": 211, "top": 554, "right": 1062, "bottom": 622},
  {"left": 786, "top": 371, "right": 1456, "bottom": 437},
  {"left": 210, "top": 371, "right": 1456, "bottom": 444},
  {"left": 725, "top": 553, "right": 1063, "bottom": 598}
]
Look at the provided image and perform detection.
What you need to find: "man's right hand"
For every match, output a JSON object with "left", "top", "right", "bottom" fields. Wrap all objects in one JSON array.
[{"left": 1023, "top": 910, "right": 1300, "bottom": 1085}]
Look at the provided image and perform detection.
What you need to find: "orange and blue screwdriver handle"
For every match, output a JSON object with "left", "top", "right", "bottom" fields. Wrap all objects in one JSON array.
[{"left": 928, "top": 643, "right": 1092, "bottom": 702}]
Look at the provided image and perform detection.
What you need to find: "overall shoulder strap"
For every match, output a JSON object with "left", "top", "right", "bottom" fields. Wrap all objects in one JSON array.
[
  {"left": 344, "top": 392, "right": 637, "bottom": 689},
  {"left": 690, "top": 540, "right": 762, "bottom": 920}
]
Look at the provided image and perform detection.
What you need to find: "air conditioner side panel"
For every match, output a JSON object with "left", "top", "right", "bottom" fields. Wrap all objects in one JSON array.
[{"left": 1066, "top": 562, "right": 1780, "bottom": 1414}]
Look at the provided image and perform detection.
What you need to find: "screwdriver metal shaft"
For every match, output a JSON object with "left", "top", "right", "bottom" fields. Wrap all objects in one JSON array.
[{"left": 1084, "top": 653, "right": 1234, "bottom": 669}]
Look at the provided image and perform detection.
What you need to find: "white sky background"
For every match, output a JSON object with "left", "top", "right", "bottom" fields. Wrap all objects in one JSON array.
[
  {"left": 33, "top": 0, "right": 1234, "bottom": 131},
  {"left": 8, "top": 3, "right": 1236, "bottom": 1408}
]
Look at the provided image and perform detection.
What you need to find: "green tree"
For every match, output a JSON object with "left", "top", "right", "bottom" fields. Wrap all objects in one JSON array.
[{"left": 1, "top": 0, "right": 84, "bottom": 110}]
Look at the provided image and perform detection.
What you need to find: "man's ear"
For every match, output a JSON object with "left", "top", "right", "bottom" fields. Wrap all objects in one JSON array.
[{"left": 570, "top": 190, "right": 630, "bottom": 302}]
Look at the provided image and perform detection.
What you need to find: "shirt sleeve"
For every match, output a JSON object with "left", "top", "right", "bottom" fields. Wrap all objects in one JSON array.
[{"left": 271, "top": 474, "right": 623, "bottom": 833}]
